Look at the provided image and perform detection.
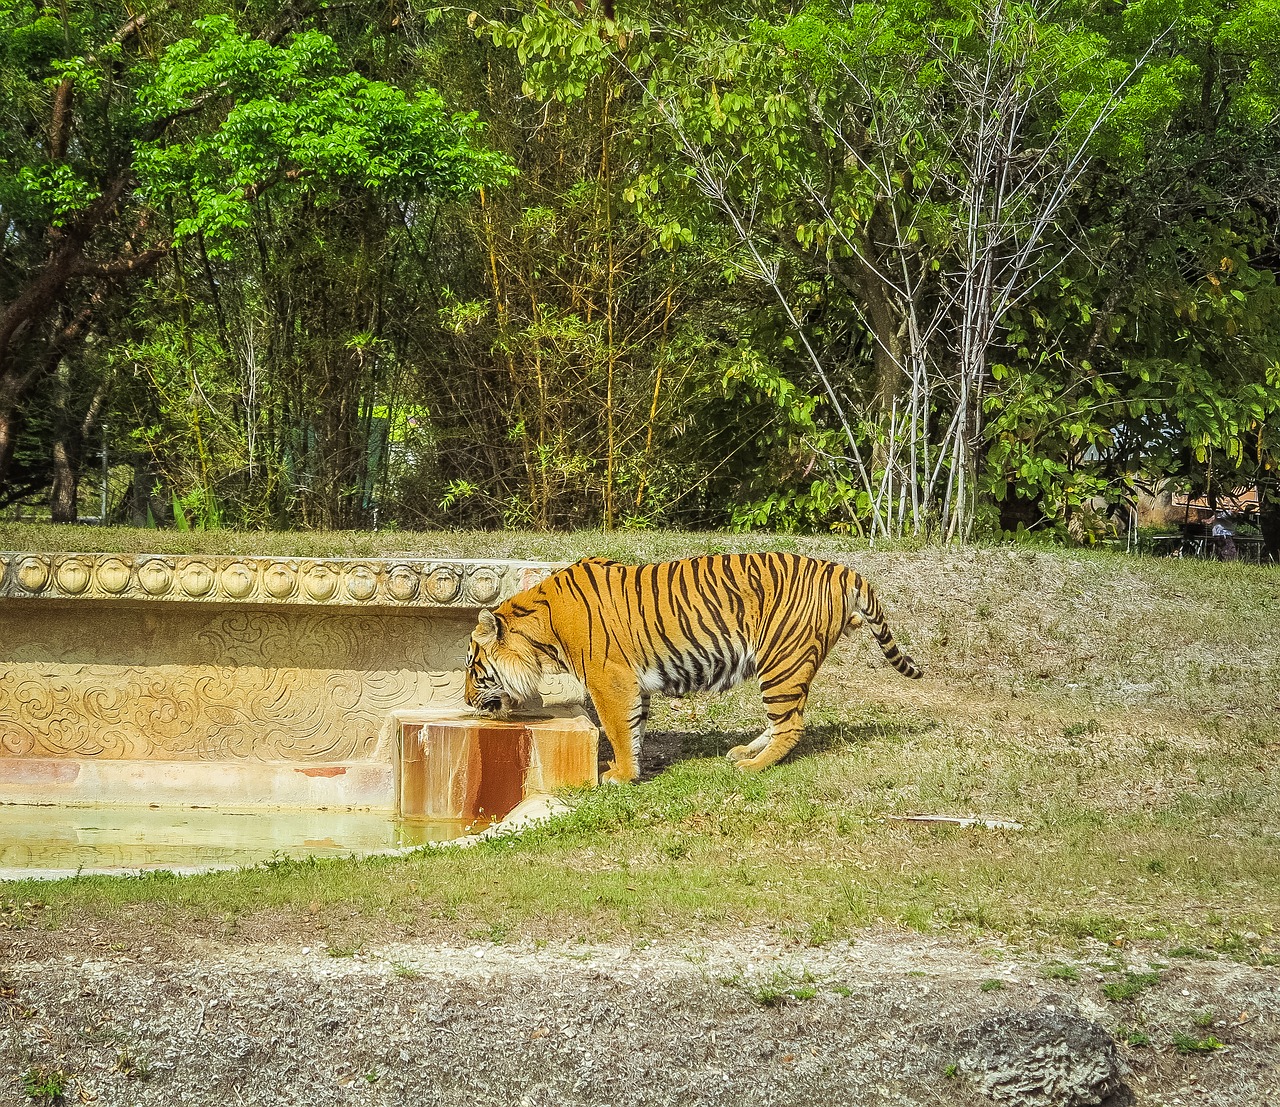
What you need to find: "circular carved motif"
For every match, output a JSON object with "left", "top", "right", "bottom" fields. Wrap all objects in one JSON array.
[
  {"left": 344, "top": 564, "right": 378, "bottom": 602},
  {"left": 264, "top": 562, "right": 297, "bottom": 599},
  {"left": 387, "top": 565, "right": 420, "bottom": 602},
  {"left": 302, "top": 564, "right": 338, "bottom": 601},
  {"left": 466, "top": 567, "right": 501, "bottom": 605},
  {"left": 137, "top": 559, "right": 174, "bottom": 596},
  {"left": 517, "top": 567, "right": 551, "bottom": 593},
  {"left": 15, "top": 557, "right": 49, "bottom": 593},
  {"left": 425, "top": 566, "right": 461, "bottom": 604},
  {"left": 96, "top": 557, "right": 131, "bottom": 594},
  {"left": 221, "top": 563, "right": 255, "bottom": 599},
  {"left": 55, "top": 558, "right": 91, "bottom": 595},
  {"left": 180, "top": 562, "right": 215, "bottom": 597}
]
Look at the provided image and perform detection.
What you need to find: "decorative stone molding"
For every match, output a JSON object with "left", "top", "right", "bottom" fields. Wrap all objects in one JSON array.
[{"left": 0, "top": 553, "right": 556, "bottom": 609}]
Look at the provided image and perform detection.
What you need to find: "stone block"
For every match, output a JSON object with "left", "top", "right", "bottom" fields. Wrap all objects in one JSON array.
[{"left": 398, "top": 713, "right": 598, "bottom": 823}]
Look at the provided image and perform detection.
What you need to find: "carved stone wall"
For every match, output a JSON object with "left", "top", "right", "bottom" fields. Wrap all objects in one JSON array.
[
  {"left": 0, "top": 602, "right": 466, "bottom": 763},
  {"left": 0, "top": 553, "right": 566, "bottom": 809}
]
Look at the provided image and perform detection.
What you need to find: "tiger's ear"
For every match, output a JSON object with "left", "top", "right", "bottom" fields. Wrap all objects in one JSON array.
[{"left": 476, "top": 608, "right": 503, "bottom": 642}]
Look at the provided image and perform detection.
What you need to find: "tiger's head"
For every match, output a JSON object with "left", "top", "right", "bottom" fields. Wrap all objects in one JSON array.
[{"left": 464, "top": 608, "right": 544, "bottom": 714}]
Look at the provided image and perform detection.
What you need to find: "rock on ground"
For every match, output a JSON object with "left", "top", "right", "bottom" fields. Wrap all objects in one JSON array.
[{"left": 954, "top": 1008, "right": 1132, "bottom": 1106}]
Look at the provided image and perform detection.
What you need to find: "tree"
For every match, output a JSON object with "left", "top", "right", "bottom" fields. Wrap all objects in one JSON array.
[
  {"left": 0, "top": 2, "right": 510, "bottom": 519},
  {"left": 983, "top": 0, "right": 1280, "bottom": 541},
  {"left": 493, "top": 0, "right": 1183, "bottom": 537},
  {"left": 5, "top": 0, "right": 1276, "bottom": 541}
]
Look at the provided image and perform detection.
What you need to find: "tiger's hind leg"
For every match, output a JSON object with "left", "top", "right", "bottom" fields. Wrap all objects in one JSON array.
[
  {"left": 734, "top": 658, "right": 817, "bottom": 773},
  {"left": 726, "top": 730, "right": 771, "bottom": 763}
]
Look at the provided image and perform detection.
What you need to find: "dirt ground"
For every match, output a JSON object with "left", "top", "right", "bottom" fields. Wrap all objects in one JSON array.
[{"left": 2, "top": 927, "right": 1277, "bottom": 1107}]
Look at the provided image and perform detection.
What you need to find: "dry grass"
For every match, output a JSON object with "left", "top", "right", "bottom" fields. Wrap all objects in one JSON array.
[
  {"left": 1, "top": 532, "right": 1277, "bottom": 957},
  {"left": 0, "top": 522, "right": 902, "bottom": 560}
]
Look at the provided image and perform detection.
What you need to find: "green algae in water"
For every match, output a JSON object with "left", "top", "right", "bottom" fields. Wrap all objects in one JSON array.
[{"left": 0, "top": 804, "right": 480, "bottom": 874}]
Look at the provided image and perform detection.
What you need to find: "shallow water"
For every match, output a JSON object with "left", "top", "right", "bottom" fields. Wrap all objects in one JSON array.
[{"left": 0, "top": 804, "right": 481, "bottom": 876}]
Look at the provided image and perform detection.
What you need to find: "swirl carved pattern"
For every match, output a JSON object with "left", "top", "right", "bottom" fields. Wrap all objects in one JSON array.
[{"left": 0, "top": 605, "right": 472, "bottom": 763}]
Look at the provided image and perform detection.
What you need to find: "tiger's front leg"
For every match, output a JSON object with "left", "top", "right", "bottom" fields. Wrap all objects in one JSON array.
[{"left": 591, "top": 670, "right": 648, "bottom": 785}]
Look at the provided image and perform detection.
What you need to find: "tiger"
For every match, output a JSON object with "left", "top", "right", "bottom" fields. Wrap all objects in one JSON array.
[{"left": 463, "top": 552, "right": 922, "bottom": 783}]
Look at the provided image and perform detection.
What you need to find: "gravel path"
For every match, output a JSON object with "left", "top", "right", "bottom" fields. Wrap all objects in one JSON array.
[{"left": 2, "top": 930, "right": 1277, "bottom": 1106}]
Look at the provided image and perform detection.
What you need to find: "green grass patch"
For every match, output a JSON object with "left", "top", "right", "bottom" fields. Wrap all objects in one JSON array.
[
  {"left": 111, "top": 1048, "right": 152, "bottom": 1081},
  {"left": 21, "top": 1067, "right": 70, "bottom": 1103},
  {"left": 748, "top": 969, "right": 820, "bottom": 1007},
  {"left": 0, "top": 524, "right": 931, "bottom": 562},
  {"left": 1102, "top": 972, "right": 1163, "bottom": 1002},
  {"left": 1171, "top": 1032, "right": 1225, "bottom": 1055},
  {"left": 5, "top": 701, "right": 1277, "bottom": 950},
  {"left": 1040, "top": 963, "right": 1081, "bottom": 982},
  {"left": 1118, "top": 1025, "right": 1151, "bottom": 1047}
]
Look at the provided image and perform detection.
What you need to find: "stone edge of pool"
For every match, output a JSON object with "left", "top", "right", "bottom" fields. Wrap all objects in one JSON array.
[{"left": 0, "top": 552, "right": 566, "bottom": 609}]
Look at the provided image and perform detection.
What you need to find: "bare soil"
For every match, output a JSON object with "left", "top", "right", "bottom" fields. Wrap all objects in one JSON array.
[{"left": 3, "top": 927, "right": 1277, "bottom": 1107}]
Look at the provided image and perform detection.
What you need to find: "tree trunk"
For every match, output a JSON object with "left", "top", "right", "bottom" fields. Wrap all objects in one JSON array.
[
  {"left": 50, "top": 439, "right": 79, "bottom": 523},
  {"left": 0, "top": 405, "right": 19, "bottom": 492},
  {"left": 1257, "top": 478, "right": 1279, "bottom": 562},
  {"left": 861, "top": 211, "right": 907, "bottom": 418},
  {"left": 49, "top": 357, "right": 80, "bottom": 523}
]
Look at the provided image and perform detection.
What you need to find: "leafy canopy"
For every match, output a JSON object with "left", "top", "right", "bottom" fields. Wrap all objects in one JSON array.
[{"left": 135, "top": 16, "right": 514, "bottom": 256}]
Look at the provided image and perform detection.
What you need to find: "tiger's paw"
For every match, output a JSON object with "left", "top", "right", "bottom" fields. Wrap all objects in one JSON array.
[
  {"left": 726, "top": 745, "right": 753, "bottom": 763},
  {"left": 600, "top": 762, "right": 637, "bottom": 786},
  {"left": 734, "top": 754, "right": 773, "bottom": 774}
]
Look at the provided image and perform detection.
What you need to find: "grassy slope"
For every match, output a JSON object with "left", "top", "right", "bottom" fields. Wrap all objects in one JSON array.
[
  {"left": 0, "top": 523, "right": 914, "bottom": 560},
  {"left": 2, "top": 527, "right": 1278, "bottom": 956}
]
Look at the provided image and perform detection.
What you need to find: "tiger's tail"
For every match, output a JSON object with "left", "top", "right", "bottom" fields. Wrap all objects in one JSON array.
[{"left": 848, "top": 572, "right": 924, "bottom": 680}]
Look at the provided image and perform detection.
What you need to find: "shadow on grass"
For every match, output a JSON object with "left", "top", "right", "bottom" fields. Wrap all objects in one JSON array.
[{"left": 609, "top": 716, "right": 937, "bottom": 781}]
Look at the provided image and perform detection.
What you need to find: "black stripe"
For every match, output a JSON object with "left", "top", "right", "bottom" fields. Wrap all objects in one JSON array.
[
  {"left": 686, "top": 559, "right": 731, "bottom": 659},
  {"left": 692, "top": 558, "right": 736, "bottom": 641},
  {"left": 531, "top": 640, "right": 562, "bottom": 666},
  {"left": 561, "top": 569, "right": 598, "bottom": 658},
  {"left": 669, "top": 562, "right": 702, "bottom": 652}
]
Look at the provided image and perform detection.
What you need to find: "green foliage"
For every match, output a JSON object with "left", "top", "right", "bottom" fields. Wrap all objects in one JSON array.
[
  {"left": 1102, "top": 970, "right": 1163, "bottom": 1001},
  {"left": 749, "top": 968, "right": 820, "bottom": 1006},
  {"left": 21, "top": 1067, "right": 68, "bottom": 1103},
  {"left": 12, "top": 163, "right": 102, "bottom": 227},
  {"left": 1041, "top": 962, "right": 1081, "bottom": 981},
  {"left": 135, "top": 16, "right": 512, "bottom": 257},
  {"left": 2, "top": 0, "right": 1278, "bottom": 540},
  {"left": 1171, "top": 1031, "right": 1225, "bottom": 1054}
]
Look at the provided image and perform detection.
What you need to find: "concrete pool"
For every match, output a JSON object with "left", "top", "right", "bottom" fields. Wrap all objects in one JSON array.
[{"left": 0, "top": 552, "right": 597, "bottom": 877}]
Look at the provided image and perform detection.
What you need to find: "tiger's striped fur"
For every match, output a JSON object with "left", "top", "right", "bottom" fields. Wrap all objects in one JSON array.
[{"left": 464, "top": 553, "right": 922, "bottom": 783}]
